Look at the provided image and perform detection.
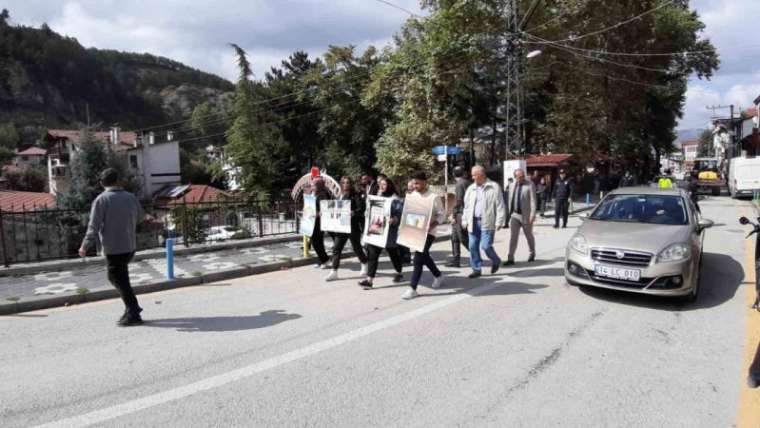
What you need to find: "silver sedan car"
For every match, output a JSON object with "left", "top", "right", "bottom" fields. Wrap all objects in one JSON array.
[{"left": 564, "top": 187, "right": 714, "bottom": 302}]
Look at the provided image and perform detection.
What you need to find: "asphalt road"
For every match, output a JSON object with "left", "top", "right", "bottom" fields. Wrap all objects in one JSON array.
[{"left": 1, "top": 195, "right": 756, "bottom": 427}]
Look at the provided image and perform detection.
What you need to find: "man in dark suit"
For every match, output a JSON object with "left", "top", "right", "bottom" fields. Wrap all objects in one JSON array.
[{"left": 553, "top": 169, "right": 573, "bottom": 229}]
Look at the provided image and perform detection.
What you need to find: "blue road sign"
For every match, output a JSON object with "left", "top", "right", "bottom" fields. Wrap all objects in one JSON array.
[{"left": 432, "top": 146, "right": 464, "bottom": 156}]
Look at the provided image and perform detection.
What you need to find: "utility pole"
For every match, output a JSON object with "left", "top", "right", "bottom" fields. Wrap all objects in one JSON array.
[{"left": 503, "top": 0, "right": 541, "bottom": 160}]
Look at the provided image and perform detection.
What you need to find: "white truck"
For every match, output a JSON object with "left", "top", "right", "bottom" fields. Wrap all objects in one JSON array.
[{"left": 728, "top": 157, "right": 760, "bottom": 198}]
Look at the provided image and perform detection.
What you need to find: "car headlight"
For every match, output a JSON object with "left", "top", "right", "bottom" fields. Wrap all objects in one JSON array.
[
  {"left": 569, "top": 235, "right": 588, "bottom": 256},
  {"left": 657, "top": 243, "right": 691, "bottom": 263}
]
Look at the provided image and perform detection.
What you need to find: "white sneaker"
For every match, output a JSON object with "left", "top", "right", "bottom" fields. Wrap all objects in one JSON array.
[
  {"left": 431, "top": 276, "right": 444, "bottom": 289},
  {"left": 402, "top": 288, "right": 419, "bottom": 300},
  {"left": 325, "top": 270, "right": 339, "bottom": 281},
  {"left": 360, "top": 263, "right": 368, "bottom": 276}
]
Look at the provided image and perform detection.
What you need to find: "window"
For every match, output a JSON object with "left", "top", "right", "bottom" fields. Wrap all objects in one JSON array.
[
  {"left": 21, "top": 156, "right": 28, "bottom": 161},
  {"left": 129, "top": 155, "right": 138, "bottom": 170},
  {"left": 590, "top": 194, "right": 688, "bottom": 226}
]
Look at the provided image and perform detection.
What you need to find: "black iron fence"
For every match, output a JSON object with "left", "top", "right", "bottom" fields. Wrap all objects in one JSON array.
[{"left": 0, "top": 198, "right": 300, "bottom": 267}]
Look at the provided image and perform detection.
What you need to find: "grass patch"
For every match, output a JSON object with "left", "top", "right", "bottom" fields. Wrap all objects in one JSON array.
[
  {"left": 5, "top": 296, "right": 20, "bottom": 302},
  {"left": 76, "top": 287, "right": 90, "bottom": 295}
]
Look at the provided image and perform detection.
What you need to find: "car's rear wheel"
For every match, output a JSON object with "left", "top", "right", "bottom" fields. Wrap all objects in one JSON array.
[{"left": 711, "top": 187, "right": 721, "bottom": 196}]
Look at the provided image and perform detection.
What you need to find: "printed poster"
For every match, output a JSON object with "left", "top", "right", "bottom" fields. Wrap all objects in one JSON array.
[
  {"left": 396, "top": 193, "right": 433, "bottom": 252},
  {"left": 363, "top": 196, "right": 392, "bottom": 248},
  {"left": 320, "top": 200, "right": 351, "bottom": 234},
  {"left": 300, "top": 194, "right": 317, "bottom": 237}
]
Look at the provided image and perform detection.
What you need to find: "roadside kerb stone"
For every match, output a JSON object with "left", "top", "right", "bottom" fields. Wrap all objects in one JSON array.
[
  {"left": 0, "top": 234, "right": 301, "bottom": 277},
  {"left": 0, "top": 234, "right": 451, "bottom": 316}
]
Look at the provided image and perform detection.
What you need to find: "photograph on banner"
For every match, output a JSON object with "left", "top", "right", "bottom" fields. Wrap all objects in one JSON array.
[
  {"left": 363, "top": 195, "right": 392, "bottom": 248},
  {"left": 300, "top": 194, "right": 317, "bottom": 236},
  {"left": 320, "top": 200, "right": 351, "bottom": 234},
  {"left": 397, "top": 193, "right": 433, "bottom": 252}
]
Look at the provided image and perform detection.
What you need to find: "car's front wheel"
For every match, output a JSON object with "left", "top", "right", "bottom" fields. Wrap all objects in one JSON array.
[{"left": 682, "top": 254, "right": 702, "bottom": 303}]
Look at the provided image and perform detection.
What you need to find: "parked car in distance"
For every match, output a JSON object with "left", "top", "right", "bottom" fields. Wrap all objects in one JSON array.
[
  {"left": 206, "top": 225, "right": 251, "bottom": 241},
  {"left": 565, "top": 187, "right": 714, "bottom": 302}
]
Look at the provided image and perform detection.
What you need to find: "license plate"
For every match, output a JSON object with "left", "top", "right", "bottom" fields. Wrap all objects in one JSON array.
[{"left": 594, "top": 264, "right": 641, "bottom": 282}]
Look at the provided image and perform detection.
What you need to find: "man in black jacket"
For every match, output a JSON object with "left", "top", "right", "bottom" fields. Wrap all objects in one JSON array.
[
  {"left": 446, "top": 166, "right": 471, "bottom": 267},
  {"left": 553, "top": 169, "right": 573, "bottom": 229}
]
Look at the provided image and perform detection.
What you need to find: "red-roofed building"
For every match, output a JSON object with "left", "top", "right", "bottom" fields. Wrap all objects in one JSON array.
[
  {"left": 44, "top": 128, "right": 180, "bottom": 197},
  {"left": 153, "top": 184, "right": 228, "bottom": 207},
  {"left": 0, "top": 190, "right": 55, "bottom": 212},
  {"left": 525, "top": 154, "right": 574, "bottom": 168},
  {"left": 13, "top": 147, "right": 47, "bottom": 169}
]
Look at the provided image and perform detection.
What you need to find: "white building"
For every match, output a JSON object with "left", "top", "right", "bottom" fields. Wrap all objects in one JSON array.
[
  {"left": 206, "top": 145, "right": 242, "bottom": 191},
  {"left": 13, "top": 147, "right": 47, "bottom": 169},
  {"left": 45, "top": 128, "right": 181, "bottom": 198}
]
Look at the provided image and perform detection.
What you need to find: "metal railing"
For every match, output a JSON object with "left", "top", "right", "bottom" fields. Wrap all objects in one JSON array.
[{"left": 0, "top": 198, "right": 300, "bottom": 267}]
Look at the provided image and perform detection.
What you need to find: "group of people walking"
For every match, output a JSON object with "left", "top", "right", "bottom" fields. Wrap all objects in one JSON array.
[{"left": 308, "top": 165, "right": 579, "bottom": 301}]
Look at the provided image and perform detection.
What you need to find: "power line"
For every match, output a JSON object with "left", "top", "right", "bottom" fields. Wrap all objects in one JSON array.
[
  {"left": 370, "top": 0, "right": 419, "bottom": 17},
  {"left": 523, "top": 32, "right": 715, "bottom": 57},
  {"left": 542, "top": 42, "right": 675, "bottom": 74},
  {"left": 541, "top": 0, "right": 677, "bottom": 44}
]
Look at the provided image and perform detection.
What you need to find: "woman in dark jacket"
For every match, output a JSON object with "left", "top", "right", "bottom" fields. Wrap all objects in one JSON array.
[
  {"left": 310, "top": 177, "right": 332, "bottom": 268},
  {"left": 325, "top": 176, "right": 368, "bottom": 281},
  {"left": 359, "top": 177, "right": 404, "bottom": 289}
]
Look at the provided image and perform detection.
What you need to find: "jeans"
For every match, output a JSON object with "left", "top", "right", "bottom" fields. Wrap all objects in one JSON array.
[
  {"left": 331, "top": 227, "right": 368, "bottom": 270},
  {"left": 468, "top": 219, "right": 501, "bottom": 272},
  {"left": 106, "top": 252, "right": 140, "bottom": 315},
  {"left": 366, "top": 245, "right": 402, "bottom": 278},
  {"left": 410, "top": 234, "right": 441, "bottom": 290}
]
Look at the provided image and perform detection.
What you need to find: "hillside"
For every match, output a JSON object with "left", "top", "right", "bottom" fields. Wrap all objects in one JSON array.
[{"left": 0, "top": 14, "right": 234, "bottom": 144}]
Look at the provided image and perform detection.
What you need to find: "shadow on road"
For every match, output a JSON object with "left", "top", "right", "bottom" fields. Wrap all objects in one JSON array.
[
  {"left": 578, "top": 252, "right": 744, "bottom": 311},
  {"left": 145, "top": 309, "right": 302, "bottom": 332}
]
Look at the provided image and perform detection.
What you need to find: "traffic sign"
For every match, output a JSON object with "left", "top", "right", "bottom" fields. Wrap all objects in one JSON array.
[{"left": 432, "top": 146, "right": 464, "bottom": 156}]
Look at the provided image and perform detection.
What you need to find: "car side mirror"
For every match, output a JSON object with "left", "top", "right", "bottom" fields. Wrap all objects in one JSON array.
[
  {"left": 739, "top": 216, "right": 750, "bottom": 225},
  {"left": 698, "top": 218, "right": 714, "bottom": 231}
]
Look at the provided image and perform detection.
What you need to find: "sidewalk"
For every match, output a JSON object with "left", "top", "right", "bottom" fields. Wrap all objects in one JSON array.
[{"left": 0, "top": 231, "right": 451, "bottom": 315}]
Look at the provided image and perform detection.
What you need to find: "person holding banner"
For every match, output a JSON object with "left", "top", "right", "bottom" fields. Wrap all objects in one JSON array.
[
  {"left": 310, "top": 177, "right": 332, "bottom": 269},
  {"left": 325, "top": 176, "right": 368, "bottom": 281},
  {"left": 402, "top": 171, "right": 445, "bottom": 300},
  {"left": 359, "top": 177, "right": 404, "bottom": 289},
  {"left": 461, "top": 165, "right": 505, "bottom": 278}
]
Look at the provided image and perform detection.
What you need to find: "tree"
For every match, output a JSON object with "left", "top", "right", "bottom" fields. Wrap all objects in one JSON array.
[
  {"left": 0, "top": 123, "right": 20, "bottom": 150},
  {"left": 697, "top": 129, "right": 713, "bottom": 157},
  {"left": 225, "top": 45, "right": 292, "bottom": 197},
  {"left": 3, "top": 165, "right": 47, "bottom": 192},
  {"left": 56, "top": 129, "right": 140, "bottom": 211}
]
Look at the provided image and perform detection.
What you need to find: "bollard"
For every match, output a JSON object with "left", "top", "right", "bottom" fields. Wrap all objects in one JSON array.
[
  {"left": 303, "top": 235, "right": 309, "bottom": 258},
  {"left": 166, "top": 238, "right": 174, "bottom": 280},
  {"left": 586, "top": 193, "right": 591, "bottom": 206}
]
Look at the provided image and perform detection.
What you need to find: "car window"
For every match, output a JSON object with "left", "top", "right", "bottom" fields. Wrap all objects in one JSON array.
[{"left": 590, "top": 194, "right": 688, "bottom": 225}]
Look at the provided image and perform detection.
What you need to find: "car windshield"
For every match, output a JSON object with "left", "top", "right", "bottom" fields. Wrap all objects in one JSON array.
[{"left": 590, "top": 194, "right": 688, "bottom": 225}]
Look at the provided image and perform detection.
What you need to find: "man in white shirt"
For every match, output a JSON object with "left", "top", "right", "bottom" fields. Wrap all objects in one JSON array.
[{"left": 403, "top": 171, "right": 445, "bottom": 300}]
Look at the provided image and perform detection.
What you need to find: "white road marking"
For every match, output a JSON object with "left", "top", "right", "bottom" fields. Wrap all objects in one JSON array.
[
  {"left": 203, "top": 262, "right": 239, "bottom": 271},
  {"left": 128, "top": 273, "right": 154, "bottom": 284},
  {"left": 33, "top": 280, "right": 506, "bottom": 428}
]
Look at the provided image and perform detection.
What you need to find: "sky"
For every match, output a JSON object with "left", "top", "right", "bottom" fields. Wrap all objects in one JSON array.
[{"left": 5, "top": 0, "right": 760, "bottom": 131}]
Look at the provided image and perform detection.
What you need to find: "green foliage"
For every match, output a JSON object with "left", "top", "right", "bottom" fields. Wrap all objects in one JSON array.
[
  {"left": 225, "top": 45, "right": 292, "bottom": 197},
  {"left": 56, "top": 129, "right": 141, "bottom": 211},
  {"left": 698, "top": 129, "right": 713, "bottom": 157},
  {"left": 170, "top": 205, "right": 207, "bottom": 244},
  {"left": 0, "top": 146, "right": 14, "bottom": 164},
  {"left": 0, "top": 123, "right": 19, "bottom": 149},
  {"left": 3, "top": 165, "right": 47, "bottom": 192}
]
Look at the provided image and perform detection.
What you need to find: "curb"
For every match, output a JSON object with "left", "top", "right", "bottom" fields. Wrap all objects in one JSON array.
[
  {"left": 0, "top": 234, "right": 301, "bottom": 277},
  {"left": 0, "top": 234, "right": 451, "bottom": 316}
]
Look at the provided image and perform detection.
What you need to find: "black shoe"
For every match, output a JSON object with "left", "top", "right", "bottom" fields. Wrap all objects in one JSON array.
[
  {"left": 468, "top": 271, "right": 482, "bottom": 279},
  {"left": 527, "top": 254, "right": 535, "bottom": 262},
  {"left": 392, "top": 274, "right": 404, "bottom": 283},
  {"left": 358, "top": 279, "right": 373, "bottom": 289},
  {"left": 491, "top": 262, "right": 501, "bottom": 274},
  {"left": 562, "top": 225, "right": 567, "bottom": 229},
  {"left": 445, "top": 260, "right": 461, "bottom": 268},
  {"left": 553, "top": 225, "right": 559, "bottom": 229},
  {"left": 118, "top": 314, "right": 143, "bottom": 327},
  {"left": 502, "top": 259, "right": 515, "bottom": 266}
]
